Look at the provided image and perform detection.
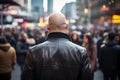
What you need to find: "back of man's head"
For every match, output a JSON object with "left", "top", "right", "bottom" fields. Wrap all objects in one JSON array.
[
  {"left": 0, "top": 36, "right": 8, "bottom": 44},
  {"left": 48, "top": 12, "right": 68, "bottom": 31},
  {"left": 108, "top": 32, "right": 115, "bottom": 40}
]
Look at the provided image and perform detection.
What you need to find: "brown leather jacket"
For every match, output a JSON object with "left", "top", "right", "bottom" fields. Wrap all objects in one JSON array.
[{"left": 21, "top": 32, "right": 92, "bottom": 80}]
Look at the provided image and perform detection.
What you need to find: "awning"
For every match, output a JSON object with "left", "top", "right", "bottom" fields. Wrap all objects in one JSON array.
[{"left": 0, "top": 0, "right": 21, "bottom": 6}]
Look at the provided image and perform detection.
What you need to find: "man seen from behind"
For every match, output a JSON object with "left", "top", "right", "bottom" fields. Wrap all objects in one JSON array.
[{"left": 21, "top": 12, "right": 91, "bottom": 80}]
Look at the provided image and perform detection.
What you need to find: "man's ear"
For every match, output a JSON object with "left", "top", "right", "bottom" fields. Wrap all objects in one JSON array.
[
  {"left": 47, "top": 24, "right": 50, "bottom": 30},
  {"left": 65, "top": 23, "right": 69, "bottom": 29}
]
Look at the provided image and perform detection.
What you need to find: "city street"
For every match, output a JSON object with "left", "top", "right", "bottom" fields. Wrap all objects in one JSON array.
[
  {"left": 11, "top": 64, "right": 104, "bottom": 80},
  {"left": 0, "top": 0, "right": 120, "bottom": 80}
]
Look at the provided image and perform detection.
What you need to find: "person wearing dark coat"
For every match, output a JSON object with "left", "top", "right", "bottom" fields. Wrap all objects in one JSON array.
[
  {"left": 97, "top": 32, "right": 108, "bottom": 65},
  {"left": 16, "top": 32, "right": 28, "bottom": 71},
  {"left": 99, "top": 32, "right": 120, "bottom": 80},
  {"left": 21, "top": 13, "right": 92, "bottom": 80},
  {"left": 118, "top": 46, "right": 120, "bottom": 80},
  {"left": 5, "top": 31, "right": 17, "bottom": 48}
]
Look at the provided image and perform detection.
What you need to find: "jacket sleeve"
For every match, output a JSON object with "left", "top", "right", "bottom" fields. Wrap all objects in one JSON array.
[
  {"left": 21, "top": 50, "right": 35, "bottom": 80},
  {"left": 98, "top": 47, "right": 103, "bottom": 68},
  {"left": 11, "top": 47, "right": 17, "bottom": 65},
  {"left": 79, "top": 49, "right": 92, "bottom": 80}
]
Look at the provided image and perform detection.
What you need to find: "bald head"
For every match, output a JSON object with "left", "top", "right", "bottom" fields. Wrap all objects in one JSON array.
[{"left": 48, "top": 12, "right": 68, "bottom": 32}]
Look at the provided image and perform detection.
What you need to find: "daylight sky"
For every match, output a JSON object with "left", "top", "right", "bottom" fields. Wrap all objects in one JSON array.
[{"left": 44, "top": 0, "right": 76, "bottom": 12}]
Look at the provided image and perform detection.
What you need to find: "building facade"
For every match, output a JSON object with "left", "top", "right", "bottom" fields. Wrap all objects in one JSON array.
[
  {"left": 47, "top": 0, "right": 53, "bottom": 14},
  {"left": 61, "top": 2, "right": 78, "bottom": 20},
  {"left": 31, "top": 0, "right": 44, "bottom": 21},
  {"left": 76, "top": 0, "right": 120, "bottom": 25}
]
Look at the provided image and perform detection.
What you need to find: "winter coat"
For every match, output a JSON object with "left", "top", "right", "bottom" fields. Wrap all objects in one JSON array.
[
  {"left": 99, "top": 40, "right": 120, "bottom": 73},
  {"left": 0, "top": 43, "right": 16, "bottom": 73},
  {"left": 16, "top": 40, "right": 28, "bottom": 64}
]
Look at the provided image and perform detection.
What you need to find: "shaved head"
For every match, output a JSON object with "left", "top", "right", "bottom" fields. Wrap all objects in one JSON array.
[{"left": 48, "top": 12, "right": 68, "bottom": 32}]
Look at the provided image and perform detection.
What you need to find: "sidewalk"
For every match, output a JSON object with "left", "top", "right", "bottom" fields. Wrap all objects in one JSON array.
[{"left": 11, "top": 64, "right": 21, "bottom": 80}]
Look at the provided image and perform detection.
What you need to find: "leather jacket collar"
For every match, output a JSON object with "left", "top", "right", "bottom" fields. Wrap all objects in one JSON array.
[{"left": 46, "top": 32, "right": 71, "bottom": 41}]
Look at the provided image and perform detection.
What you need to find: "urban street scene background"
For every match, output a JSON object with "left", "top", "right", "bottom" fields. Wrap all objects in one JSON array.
[{"left": 0, "top": 0, "right": 120, "bottom": 80}]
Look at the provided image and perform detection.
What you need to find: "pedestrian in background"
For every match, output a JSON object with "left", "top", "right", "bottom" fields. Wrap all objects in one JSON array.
[
  {"left": 16, "top": 32, "right": 28, "bottom": 71},
  {"left": 82, "top": 33, "right": 97, "bottom": 80},
  {"left": 99, "top": 32, "right": 119, "bottom": 80},
  {"left": 71, "top": 30, "right": 82, "bottom": 46},
  {"left": 0, "top": 36, "right": 16, "bottom": 80},
  {"left": 5, "top": 30, "right": 17, "bottom": 48},
  {"left": 21, "top": 12, "right": 91, "bottom": 80}
]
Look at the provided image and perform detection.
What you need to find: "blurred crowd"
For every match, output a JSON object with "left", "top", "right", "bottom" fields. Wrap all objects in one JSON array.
[{"left": 0, "top": 25, "right": 120, "bottom": 80}]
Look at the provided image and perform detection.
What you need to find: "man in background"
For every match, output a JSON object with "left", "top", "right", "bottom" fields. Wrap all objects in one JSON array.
[{"left": 99, "top": 32, "right": 120, "bottom": 80}]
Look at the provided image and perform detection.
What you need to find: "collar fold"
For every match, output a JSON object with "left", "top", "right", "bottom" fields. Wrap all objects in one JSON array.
[{"left": 46, "top": 32, "right": 71, "bottom": 41}]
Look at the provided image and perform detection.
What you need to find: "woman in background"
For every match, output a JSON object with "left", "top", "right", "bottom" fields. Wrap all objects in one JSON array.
[
  {"left": 71, "top": 31, "right": 82, "bottom": 46},
  {"left": 82, "top": 34, "right": 97, "bottom": 80}
]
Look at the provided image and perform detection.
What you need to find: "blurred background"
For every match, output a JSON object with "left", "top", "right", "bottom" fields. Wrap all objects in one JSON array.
[{"left": 0, "top": 0, "right": 120, "bottom": 30}]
